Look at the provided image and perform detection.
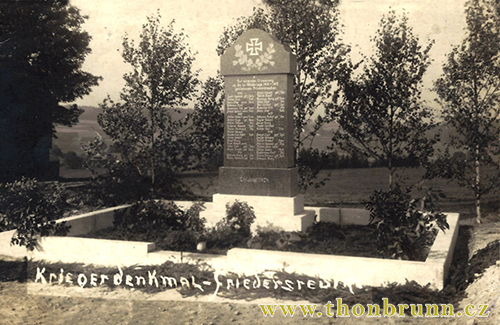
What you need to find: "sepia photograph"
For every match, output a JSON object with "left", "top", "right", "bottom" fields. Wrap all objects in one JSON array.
[{"left": 1, "top": 0, "right": 499, "bottom": 323}]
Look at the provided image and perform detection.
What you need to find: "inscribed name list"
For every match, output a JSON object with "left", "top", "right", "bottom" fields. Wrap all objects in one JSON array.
[{"left": 225, "top": 74, "right": 287, "bottom": 168}]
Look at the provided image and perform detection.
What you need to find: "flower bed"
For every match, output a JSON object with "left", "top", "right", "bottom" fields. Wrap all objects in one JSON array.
[{"left": 80, "top": 220, "right": 436, "bottom": 261}]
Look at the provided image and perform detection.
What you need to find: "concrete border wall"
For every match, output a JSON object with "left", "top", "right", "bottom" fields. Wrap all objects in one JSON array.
[
  {"left": 0, "top": 205, "right": 134, "bottom": 261},
  {"left": 226, "top": 213, "right": 459, "bottom": 290},
  {"left": 0, "top": 204, "right": 459, "bottom": 289},
  {"left": 63, "top": 205, "right": 131, "bottom": 236}
]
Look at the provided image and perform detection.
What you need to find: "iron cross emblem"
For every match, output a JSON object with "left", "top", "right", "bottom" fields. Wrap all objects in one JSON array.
[{"left": 246, "top": 38, "right": 263, "bottom": 56}]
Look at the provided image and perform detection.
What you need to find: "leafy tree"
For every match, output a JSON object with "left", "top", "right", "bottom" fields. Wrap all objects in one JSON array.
[
  {"left": 84, "top": 12, "right": 199, "bottom": 201},
  {"left": 188, "top": 75, "right": 225, "bottom": 171},
  {"left": 0, "top": 178, "right": 70, "bottom": 251},
  {"left": 296, "top": 148, "right": 329, "bottom": 190},
  {"left": 332, "top": 11, "right": 436, "bottom": 187},
  {"left": 430, "top": 0, "right": 500, "bottom": 223},
  {"left": 0, "top": 0, "right": 100, "bottom": 180},
  {"left": 216, "top": 0, "right": 352, "bottom": 189}
]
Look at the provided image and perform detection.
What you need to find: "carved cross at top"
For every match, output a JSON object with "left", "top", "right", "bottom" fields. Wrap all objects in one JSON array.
[
  {"left": 221, "top": 29, "right": 297, "bottom": 75},
  {"left": 246, "top": 38, "right": 262, "bottom": 56}
]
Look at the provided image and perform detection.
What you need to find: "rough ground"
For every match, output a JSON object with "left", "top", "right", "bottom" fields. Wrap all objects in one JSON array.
[{"left": 0, "top": 222, "right": 499, "bottom": 325}]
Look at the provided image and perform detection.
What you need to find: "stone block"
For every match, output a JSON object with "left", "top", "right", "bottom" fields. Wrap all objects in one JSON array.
[
  {"left": 218, "top": 167, "right": 298, "bottom": 197},
  {"left": 200, "top": 195, "right": 315, "bottom": 232},
  {"left": 212, "top": 193, "right": 305, "bottom": 216},
  {"left": 315, "top": 207, "right": 341, "bottom": 224},
  {"left": 252, "top": 209, "right": 316, "bottom": 232},
  {"left": 339, "top": 209, "right": 371, "bottom": 226},
  {"left": 220, "top": 28, "right": 297, "bottom": 199}
]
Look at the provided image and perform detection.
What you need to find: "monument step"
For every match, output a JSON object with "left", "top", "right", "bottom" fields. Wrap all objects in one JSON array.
[
  {"left": 200, "top": 195, "right": 316, "bottom": 232},
  {"left": 211, "top": 193, "right": 306, "bottom": 216}
]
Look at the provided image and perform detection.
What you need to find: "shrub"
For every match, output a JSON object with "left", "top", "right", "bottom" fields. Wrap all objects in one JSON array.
[
  {"left": 366, "top": 184, "right": 449, "bottom": 260},
  {"left": 182, "top": 201, "right": 206, "bottom": 233},
  {"left": 224, "top": 200, "right": 256, "bottom": 237},
  {"left": 248, "top": 230, "right": 302, "bottom": 250},
  {"left": 206, "top": 201, "right": 256, "bottom": 250},
  {"left": 109, "top": 200, "right": 254, "bottom": 252},
  {"left": 0, "top": 177, "right": 70, "bottom": 250},
  {"left": 158, "top": 230, "right": 198, "bottom": 252},
  {"left": 63, "top": 151, "right": 83, "bottom": 169},
  {"left": 114, "top": 200, "right": 206, "bottom": 234}
]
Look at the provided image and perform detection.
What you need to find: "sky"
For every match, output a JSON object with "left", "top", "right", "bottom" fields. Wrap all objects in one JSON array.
[{"left": 70, "top": 0, "right": 468, "bottom": 110}]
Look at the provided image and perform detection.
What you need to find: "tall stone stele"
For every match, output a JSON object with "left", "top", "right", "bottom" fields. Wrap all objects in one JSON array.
[{"left": 202, "top": 29, "right": 315, "bottom": 231}]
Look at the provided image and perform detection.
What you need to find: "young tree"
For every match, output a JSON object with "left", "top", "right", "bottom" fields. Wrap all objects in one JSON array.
[
  {"left": 188, "top": 75, "right": 225, "bottom": 171},
  {"left": 0, "top": 0, "right": 100, "bottom": 180},
  {"left": 216, "top": 0, "right": 352, "bottom": 189},
  {"left": 85, "top": 12, "right": 199, "bottom": 201},
  {"left": 431, "top": 0, "right": 500, "bottom": 223},
  {"left": 332, "top": 11, "right": 436, "bottom": 187}
]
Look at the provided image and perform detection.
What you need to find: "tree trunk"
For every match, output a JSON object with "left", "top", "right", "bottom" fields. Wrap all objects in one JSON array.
[
  {"left": 150, "top": 108, "right": 156, "bottom": 200},
  {"left": 475, "top": 145, "right": 481, "bottom": 223},
  {"left": 476, "top": 192, "right": 481, "bottom": 224},
  {"left": 388, "top": 158, "right": 393, "bottom": 189}
]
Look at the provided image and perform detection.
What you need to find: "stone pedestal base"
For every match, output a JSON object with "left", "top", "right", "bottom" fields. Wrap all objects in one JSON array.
[
  {"left": 200, "top": 193, "right": 316, "bottom": 232},
  {"left": 218, "top": 167, "right": 299, "bottom": 197}
]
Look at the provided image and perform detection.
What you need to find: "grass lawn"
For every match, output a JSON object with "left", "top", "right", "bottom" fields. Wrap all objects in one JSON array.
[
  {"left": 59, "top": 165, "right": 497, "bottom": 222},
  {"left": 181, "top": 167, "right": 498, "bottom": 221}
]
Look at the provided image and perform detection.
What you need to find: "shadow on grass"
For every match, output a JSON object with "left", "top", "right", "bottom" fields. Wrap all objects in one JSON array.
[
  {"left": 443, "top": 226, "right": 472, "bottom": 295},
  {"left": 0, "top": 257, "right": 27, "bottom": 283},
  {"left": 442, "top": 225, "right": 499, "bottom": 301}
]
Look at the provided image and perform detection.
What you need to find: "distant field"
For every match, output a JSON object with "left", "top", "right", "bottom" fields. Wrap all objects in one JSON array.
[{"left": 54, "top": 119, "right": 111, "bottom": 155}]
